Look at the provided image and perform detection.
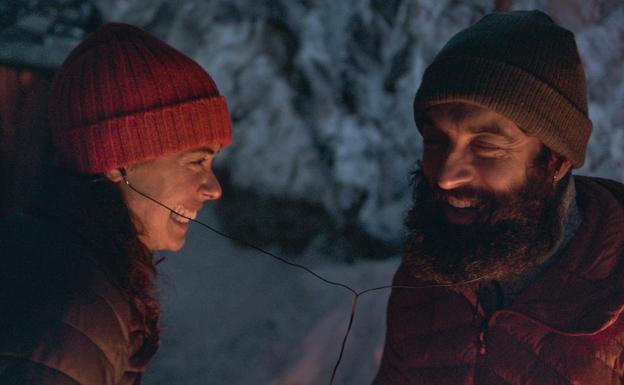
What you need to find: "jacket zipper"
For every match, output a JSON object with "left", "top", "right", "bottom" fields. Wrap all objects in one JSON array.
[
  {"left": 473, "top": 281, "right": 503, "bottom": 356},
  {"left": 478, "top": 321, "right": 488, "bottom": 355},
  {"left": 472, "top": 286, "right": 488, "bottom": 355}
]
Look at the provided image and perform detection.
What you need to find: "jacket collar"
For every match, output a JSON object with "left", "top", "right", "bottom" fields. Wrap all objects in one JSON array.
[{"left": 510, "top": 176, "right": 624, "bottom": 334}]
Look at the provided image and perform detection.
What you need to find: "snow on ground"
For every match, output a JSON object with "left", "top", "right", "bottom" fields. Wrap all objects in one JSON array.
[{"left": 143, "top": 206, "right": 399, "bottom": 385}]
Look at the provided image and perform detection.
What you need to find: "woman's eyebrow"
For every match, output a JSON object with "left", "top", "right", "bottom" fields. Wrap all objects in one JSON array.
[{"left": 185, "top": 147, "right": 218, "bottom": 156}]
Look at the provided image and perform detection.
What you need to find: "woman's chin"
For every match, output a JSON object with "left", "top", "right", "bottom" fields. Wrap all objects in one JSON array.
[
  {"left": 140, "top": 232, "right": 186, "bottom": 252},
  {"left": 166, "top": 239, "right": 186, "bottom": 252}
]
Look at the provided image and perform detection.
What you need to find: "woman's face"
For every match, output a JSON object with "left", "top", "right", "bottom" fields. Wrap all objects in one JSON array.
[{"left": 107, "top": 144, "right": 222, "bottom": 251}]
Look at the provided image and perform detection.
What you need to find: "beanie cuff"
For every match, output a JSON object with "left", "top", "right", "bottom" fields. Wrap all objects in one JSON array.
[
  {"left": 414, "top": 56, "right": 592, "bottom": 168},
  {"left": 55, "top": 96, "right": 232, "bottom": 173}
]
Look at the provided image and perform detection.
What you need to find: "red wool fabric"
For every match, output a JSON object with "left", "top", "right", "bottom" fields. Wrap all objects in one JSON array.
[{"left": 48, "top": 23, "right": 232, "bottom": 173}]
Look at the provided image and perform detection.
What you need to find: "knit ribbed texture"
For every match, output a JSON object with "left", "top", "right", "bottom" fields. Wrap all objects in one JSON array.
[
  {"left": 49, "top": 23, "right": 232, "bottom": 173},
  {"left": 414, "top": 10, "right": 592, "bottom": 167}
]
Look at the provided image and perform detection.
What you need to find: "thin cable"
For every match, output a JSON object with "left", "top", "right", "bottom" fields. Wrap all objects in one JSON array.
[
  {"left": 327, "top": 278, "right": 488, "bottom": 384},
  {"left": 122, "top": 176, "right": 358, "bottom": 295},
  {"left": 357, "top": 277, "right": 486, "bottom": 296},
  {"left": 120, "top": 172, "right": 489, "bottom": 385},
  {"left": 329, "top": 295, "right": 359, "bottom": 385},
  {"left": 192, "top": 220, "right": 358, "bottom": 295}
]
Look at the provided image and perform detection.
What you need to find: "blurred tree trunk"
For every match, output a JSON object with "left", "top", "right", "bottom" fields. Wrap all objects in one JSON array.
[
  {"left": 495, "top": 0, "right": 513, "bottom": 11},
  {"left": 0, "top": 66, "right": 51, "bottom": 217},
  {"left": 548, "top": 0, "right": 608, "bottom": 30}
]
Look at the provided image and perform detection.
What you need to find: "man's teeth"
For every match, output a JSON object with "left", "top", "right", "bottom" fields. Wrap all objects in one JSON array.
[
  {"left": 171, "top": 206, "right": 197, "bottom": 224},
  {"left": 448, "top": 197, "right": 477, "bottom": 209}
]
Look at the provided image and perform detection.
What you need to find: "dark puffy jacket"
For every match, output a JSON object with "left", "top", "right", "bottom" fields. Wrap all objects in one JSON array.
[
  {"left": 373, "top": 176, "right": 624, "bottom": 385},
  {"left": 0, "top": 211, "right": 157, "bottom": 385}
]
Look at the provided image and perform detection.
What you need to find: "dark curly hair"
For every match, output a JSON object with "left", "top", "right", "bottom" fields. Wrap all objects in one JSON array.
[{"left": 38, "top": 166, "right": 161, "bottom": 347}]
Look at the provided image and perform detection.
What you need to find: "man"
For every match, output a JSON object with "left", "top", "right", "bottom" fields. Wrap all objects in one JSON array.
[
  {"left": 0, "top": 23, "right": 230, "bottom": 384},
  {"left": 374, "top": 10, "right": 624, "bottom": 385}
]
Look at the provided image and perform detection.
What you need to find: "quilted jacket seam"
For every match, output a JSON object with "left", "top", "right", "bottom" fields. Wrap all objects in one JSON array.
[{"left": 496, "top": 328, "right": 574, "bottom": 385}]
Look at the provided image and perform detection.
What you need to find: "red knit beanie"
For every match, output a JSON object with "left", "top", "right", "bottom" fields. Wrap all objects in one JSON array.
[{"left": 49, "top": 23, "right": 232, "bottom": 173}]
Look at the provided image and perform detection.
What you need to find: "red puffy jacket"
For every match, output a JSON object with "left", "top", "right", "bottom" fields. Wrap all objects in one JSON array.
[{"left": 374, "top": 176, "right": 624, "bottom": 385}]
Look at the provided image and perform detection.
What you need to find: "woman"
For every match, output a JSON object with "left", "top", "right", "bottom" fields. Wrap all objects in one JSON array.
[{"left": 0, "top": 23, "right": 231, "bottom": 384}]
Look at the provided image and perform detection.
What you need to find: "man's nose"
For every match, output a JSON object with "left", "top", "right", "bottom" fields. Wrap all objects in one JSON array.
[
  {"left": 436, "top": 146, "right": 474, "bottom": 191},
  {"left": 199, "top": 169, "right": 222, "bottom": 201}
]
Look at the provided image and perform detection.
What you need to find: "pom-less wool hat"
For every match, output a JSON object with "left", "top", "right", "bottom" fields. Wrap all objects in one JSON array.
[
  {"left": 49, "top": 23, "right": 232, "bottom": 173},
  {"left": 414, "top": 10, "right": 592, "bottom": 168}
]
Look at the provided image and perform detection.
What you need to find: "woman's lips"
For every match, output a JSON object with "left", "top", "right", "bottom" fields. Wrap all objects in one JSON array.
[{"left": 170, "top": 214, "right": 190, "bottom": 231}]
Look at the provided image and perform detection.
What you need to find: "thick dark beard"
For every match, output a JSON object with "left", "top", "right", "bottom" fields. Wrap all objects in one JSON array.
[{"left": 403, "top": 158, "right": 565, "bottom": 285}]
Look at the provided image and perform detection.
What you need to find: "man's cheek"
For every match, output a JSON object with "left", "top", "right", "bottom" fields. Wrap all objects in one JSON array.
[{"left": 474, "top": 158, "right": 521, "bottom": 189}]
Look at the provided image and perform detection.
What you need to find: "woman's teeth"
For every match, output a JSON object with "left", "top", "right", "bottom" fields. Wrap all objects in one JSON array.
[{"left": 171, "top": 206, "right": 197, "bottom": 224}]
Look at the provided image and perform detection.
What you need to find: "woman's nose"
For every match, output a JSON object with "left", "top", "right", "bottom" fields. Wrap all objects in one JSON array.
[{"left": 199, "top": 170, "right": 222, "bottom": 201}]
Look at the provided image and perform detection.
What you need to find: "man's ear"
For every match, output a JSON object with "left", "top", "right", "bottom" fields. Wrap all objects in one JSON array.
[
  {"left": 557, "top": 159, "right": 573, "bottom": 178},
  {"left": 550, "top": 152, "right": 573, "bottom": 182},
  {"left": 104, "top": 169, "right": 125, "bottom": 183}
]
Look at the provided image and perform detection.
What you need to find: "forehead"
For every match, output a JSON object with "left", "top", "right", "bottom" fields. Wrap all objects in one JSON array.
[
  {"left": 421, "top": 103, "right": 527, "bottom": 139},
  {"left": 133, "top": 144, "right": 221, "bottom": 168}
]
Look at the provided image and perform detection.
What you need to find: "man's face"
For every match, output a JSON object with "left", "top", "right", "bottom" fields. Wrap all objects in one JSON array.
[
  {"left": 421, "top": 102, "right": 543, "bottom": 224},
  {"left": 406, "top": 102, "right": 565, "bottom": 284},
  {"left": 114, "top": 144, "right": 222, "bottom": 251}
]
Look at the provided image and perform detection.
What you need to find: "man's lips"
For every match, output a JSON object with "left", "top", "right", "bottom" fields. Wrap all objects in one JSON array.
[
  {"left": 447, "top": 196, "right": 479, "bottom": 209},
  {"left": 439, "top": 196, "right": 481, "bottom": 225},
  {"left": 442, "top": 203, "right": 479, "bottom": 225}
]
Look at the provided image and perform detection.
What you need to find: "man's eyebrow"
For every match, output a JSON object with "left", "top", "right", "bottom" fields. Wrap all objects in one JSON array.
[
  {"left": 419, "top": 117, "right": 443, "bottom": 135},
  {"left": 420, "top": 116, "right": 435, "bottom": 128},
  {"left": 468, "top": 123, "right": 516, "bottom": 142}
]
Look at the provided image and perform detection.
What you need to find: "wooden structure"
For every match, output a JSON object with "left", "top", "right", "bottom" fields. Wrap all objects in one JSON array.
[{"left": 0, "top": 66, "right": 52, "bottom": 216}]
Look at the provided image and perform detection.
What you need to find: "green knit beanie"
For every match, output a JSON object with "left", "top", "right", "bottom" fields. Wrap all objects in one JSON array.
[{"left": 414, "top": 10, "right": 592, "bottom": 168}]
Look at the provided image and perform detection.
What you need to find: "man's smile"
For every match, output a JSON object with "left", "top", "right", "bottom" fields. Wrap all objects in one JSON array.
[
  {"left": 442, "top": 198, "right": 480, "bottom": 225},
  {"left": 447, "top": 196, "right": 479, "bottom": 209}
]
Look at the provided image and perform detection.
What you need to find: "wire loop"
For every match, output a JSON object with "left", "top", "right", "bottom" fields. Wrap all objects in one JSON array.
[{"left": 123, "top": 180, "right": 484, "bottom": 384}]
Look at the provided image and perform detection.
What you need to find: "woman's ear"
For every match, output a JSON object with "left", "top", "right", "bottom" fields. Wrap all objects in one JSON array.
[{"left": 104, "top": 169, "right": 125, "bottom": 183}]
